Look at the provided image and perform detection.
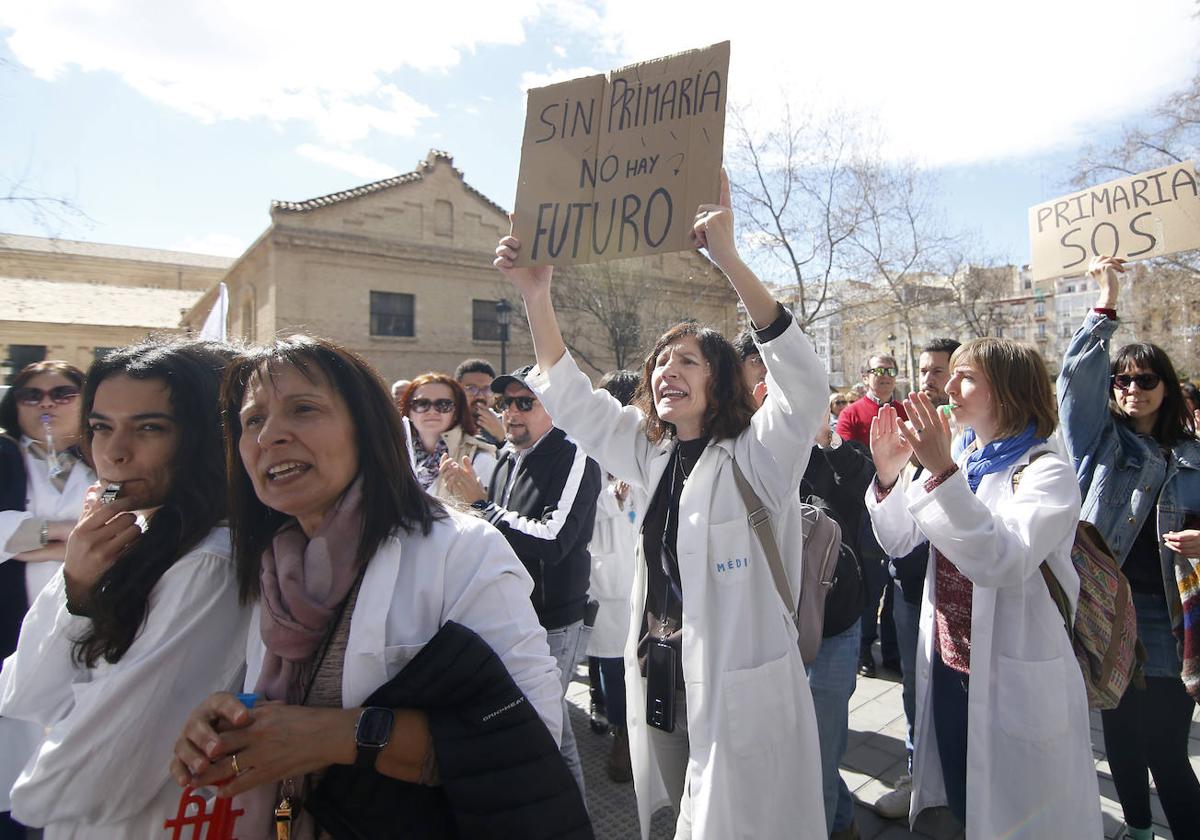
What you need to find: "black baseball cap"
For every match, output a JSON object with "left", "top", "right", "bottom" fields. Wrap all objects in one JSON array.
[{"left": 489, "top": 363, "right": 536, "bottom": 394}]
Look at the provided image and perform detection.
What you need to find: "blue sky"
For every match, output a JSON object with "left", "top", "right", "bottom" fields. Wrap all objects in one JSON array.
[{"left": 1, "top": 1, "right": 1197, "bottom": 272}]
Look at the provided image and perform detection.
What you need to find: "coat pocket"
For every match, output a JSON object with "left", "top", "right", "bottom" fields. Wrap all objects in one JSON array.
[
  {"left": 708, "top": 518, "right": 756, "bottom": 587},
  {"left": 722, "top": 652, "right": 797, "bottom": 757},
  {"left": 996, "top": 655, "right": 1068, "bottom": 741}
]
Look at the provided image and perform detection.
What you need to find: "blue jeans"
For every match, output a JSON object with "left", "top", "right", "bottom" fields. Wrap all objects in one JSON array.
[
  {"left": 806, "top": 621, "right": 861, "bottom": 833},
  {"left": 546, "top": 620, "right": 587, "bottom": 798},
  {"left": 892, "top": 581, "right": 921, "bottom": 771},
  {"left": 930, "top": 650, "right": 968, "bottom": 824}
]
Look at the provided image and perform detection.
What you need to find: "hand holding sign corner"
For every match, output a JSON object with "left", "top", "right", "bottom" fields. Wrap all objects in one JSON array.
[{"left": 691, "top": 167, "right": 738, "bottom": 272}]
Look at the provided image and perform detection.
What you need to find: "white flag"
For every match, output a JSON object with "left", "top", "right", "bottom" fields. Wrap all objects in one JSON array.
[{"left": 199, "top": 282, "right": 229, "bottom": 341}]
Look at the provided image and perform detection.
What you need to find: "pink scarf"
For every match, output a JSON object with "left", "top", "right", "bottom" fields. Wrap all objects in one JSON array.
[{"left": 254, "top": 477, "right": 365, "bottom": 704}]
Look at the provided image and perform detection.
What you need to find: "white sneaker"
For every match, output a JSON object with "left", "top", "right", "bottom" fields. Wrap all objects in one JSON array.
[{"left": 873, "top": 774, "right": 912, "bottom": 820}]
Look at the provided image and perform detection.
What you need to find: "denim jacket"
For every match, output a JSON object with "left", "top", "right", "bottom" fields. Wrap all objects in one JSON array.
[{"left": 1058, "top": 310, "right": 1200, "bottom": 602}]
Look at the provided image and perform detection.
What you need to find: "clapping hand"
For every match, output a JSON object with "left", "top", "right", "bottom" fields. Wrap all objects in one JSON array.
[
  {"left": 439, "top": 455, "right": 486, "bottom": 504},
  {"left": 898, "top": 392, "right": 955, "bottom": 477}
]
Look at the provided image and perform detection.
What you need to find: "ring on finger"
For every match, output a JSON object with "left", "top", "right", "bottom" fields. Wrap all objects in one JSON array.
[
  {"left": 231, "top": 753, "right": 243, "bottom": 776},
  {"left": 913, "top": 425, "right": 925, "bottom": 436}
]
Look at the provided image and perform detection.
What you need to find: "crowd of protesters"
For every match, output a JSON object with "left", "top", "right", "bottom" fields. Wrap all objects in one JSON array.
[{"left": 0, "top": 171, "right": 1198, "bottom": 840}]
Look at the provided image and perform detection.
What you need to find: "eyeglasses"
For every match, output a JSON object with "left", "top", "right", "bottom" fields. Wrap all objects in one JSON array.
[
  {"left": 410, "top": 398, "right": 456, "bottom": 414},
  {"left": 461, "top": 384, "right": 491, "bottom": 397},
  {"left": 500, "top": 395, "right": 538, "bottom": 412},
  {"left": 1112, "top": 373, "right": 1161, "bottom": 391},
  {"left": 15, "top": 386, "right": 80, "bottom": 405},
  {"left": 866, "top": 366, "right": 898, "bottom": 377}
]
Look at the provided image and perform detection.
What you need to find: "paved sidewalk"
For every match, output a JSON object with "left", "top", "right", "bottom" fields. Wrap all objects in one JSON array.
[{"left": 571, "top": 658, "right": 1199, "bottom": 839}]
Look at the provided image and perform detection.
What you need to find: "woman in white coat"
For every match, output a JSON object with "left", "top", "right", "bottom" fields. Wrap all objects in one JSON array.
[
  {"left": 171, "top": 335, "right": 572, "bottom": 840},
  {"left": 0, "top": 340, "right": 249, "bottom": 839},
  {"left": 495, "top": 171, "right": 829, "bottom": 840},
  {"left": 865, "top": 338, "right": 1101, "bottom": 838},
  {"left": 0, "top": 361, "right": 93, "bottom": 838}
]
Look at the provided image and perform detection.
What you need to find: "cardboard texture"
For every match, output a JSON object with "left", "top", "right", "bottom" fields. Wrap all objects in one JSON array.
[
  {"left": 1028, "top": 160, "right": 1200, "bottom": 281},
  {"left": 512, "top": 41, "right": 730, "bottom": 266}
]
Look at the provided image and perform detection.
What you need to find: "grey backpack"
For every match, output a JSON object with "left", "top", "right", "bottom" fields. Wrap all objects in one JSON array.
[{"left": 731, "top": 461, "right": 842, "bottom": 665}]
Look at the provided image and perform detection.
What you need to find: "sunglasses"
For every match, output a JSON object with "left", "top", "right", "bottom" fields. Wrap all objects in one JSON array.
[
  {"left": 1111, "top": 373, "right": 1162, "bottom": 391},
  {"left": 410, "top": 398, "right": 456, "bottom": 414},
  {"left": 832, "top": 399, "right": 848, "bottom": 406},
  {"left": 15, "top": 386, "right": 80, "bottom": 406},
  {"left": 500, "top": 395, "right": 538, "bottom": 412},
  {"left": 866, "top": 366, "right": 898, "bottom": 377}
]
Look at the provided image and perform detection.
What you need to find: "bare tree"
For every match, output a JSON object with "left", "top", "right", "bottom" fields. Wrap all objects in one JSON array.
[
  {"left": 845, "top": 159, "right": 959, "bottom": 378},
  {"left": 728, "top": 107, "right": 868, "bottom": 330}
]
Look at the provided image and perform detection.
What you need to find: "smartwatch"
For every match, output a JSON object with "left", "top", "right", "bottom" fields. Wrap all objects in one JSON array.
[{"left": 354, "top": 706, "right": 395, "bottom": 770}]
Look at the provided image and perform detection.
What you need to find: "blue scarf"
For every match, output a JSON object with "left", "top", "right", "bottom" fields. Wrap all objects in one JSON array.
[{"left": 953, "top": 422, "right": 1045, "bottom": 493}]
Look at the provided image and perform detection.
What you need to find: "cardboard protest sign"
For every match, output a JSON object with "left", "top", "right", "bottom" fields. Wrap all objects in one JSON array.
[
  {"left": 512, "top": 41, "right": 730, "bottom": 266},
  {"left": 1028, "top": 161, "right": 1200, "bottom": 281}
]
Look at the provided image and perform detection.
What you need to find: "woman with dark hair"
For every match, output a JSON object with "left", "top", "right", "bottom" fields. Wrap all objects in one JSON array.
[
  {"left": 494, "top": 172, "right": 829, "bottom": 840},
  {"left": 0, "top": 360, "right": 92, "bottom": 839},
  {"left": 1058, "top": 255, "right": 1200, "bottom": 840},
  {"left": 170, "top": 335, "right": 583, "bottom": 840},
  {"left": 398, "top": 372, "right": 496, "bottom": 500},
  {"left": 0, "top": 340, "right": 248, "bottom": 839},
  {"left": 867, "top": 338, "right": 1100, "bottom": 837}
]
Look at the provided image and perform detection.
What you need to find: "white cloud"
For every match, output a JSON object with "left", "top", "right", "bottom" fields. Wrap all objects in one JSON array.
[
  {"left": 0, "top": 0, "right": 536, "bottom": 142},
  {"left": 521, "top": 65, "right": 602, "bottom": 92},
  {"left": 295, "top": 144, "right": 395, "bottom": 180},
  {"left": 4, "top": 0, "right": 1197, "bottom": 168},
  {"left": 173, "top": 233, "right": 247, "bottom": 258},
  {"left": 546, "top": 0, "right": 1200, "bottom": 166}
]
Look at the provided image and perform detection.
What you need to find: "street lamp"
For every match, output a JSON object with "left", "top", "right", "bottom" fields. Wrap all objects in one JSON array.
[{"left": 496, "top": 298, "right": 513, "bottom": 373}]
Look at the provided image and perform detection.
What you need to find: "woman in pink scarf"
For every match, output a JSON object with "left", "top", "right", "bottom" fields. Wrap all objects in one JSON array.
[{"left": 170, "top": 336, "right": 572, "bottom": 840}]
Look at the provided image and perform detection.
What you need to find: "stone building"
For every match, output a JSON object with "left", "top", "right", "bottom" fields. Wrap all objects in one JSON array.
[
  {"left": 182, "top": 150, "right": 737, "bottom": 382},
  {"left": 0, "top": 234, "right": 231, "bottom": 382}
]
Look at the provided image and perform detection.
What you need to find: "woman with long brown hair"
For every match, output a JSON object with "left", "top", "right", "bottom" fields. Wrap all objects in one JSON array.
[
  {"left": 170, "top": 335, "right": 585, "bottom": 840},
  {"left": 495, "top": 172, "right": 829, "bottom": 840}
]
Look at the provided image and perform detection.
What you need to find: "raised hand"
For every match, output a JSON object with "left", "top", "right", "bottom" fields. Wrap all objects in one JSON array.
[
  {"left": 898, "top": 391, "right": 955, "bottom": 476},
  {"left": 1089, "top": 254, "right": 1125, "bottom": 310},
  {"left": 691, "top": 167, "right": 738, "bottom": 273},
  {"left": 494, "top": 226, "right": 554, "bottom": 302},
  {"left": 869, "top": 404, "right": 913, "bottom": 489},
  {"left": 63, "top": 483, "right": 142, "bottom": 598},
  {"left": 439, "top": 454, "right": 486, "bottom": 504}
]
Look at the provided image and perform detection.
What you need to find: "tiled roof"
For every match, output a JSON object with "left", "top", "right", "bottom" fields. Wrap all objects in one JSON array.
[
  {"left": 0, "top": 278, "right": 204, "bottom": 329},
  {"left": 0, "top": 233, "right": 234, "bottom": 269},
  {"left": 272, "top": 149, "right": 509, "bottom": 217}
]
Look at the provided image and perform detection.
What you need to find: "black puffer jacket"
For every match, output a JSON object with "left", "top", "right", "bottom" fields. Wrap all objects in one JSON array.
[{"left": 306, "top": 621, "right": 593, "bottom": 840}]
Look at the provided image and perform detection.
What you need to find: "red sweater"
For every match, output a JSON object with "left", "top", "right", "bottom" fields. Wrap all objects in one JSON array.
[{"left": 835, "top": 394, "right": 907, "bottom": 445}]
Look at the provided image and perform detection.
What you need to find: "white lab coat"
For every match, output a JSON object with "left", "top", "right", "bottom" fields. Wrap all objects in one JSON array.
[
  {"left": 0, "top": 527, "right": 249, "bottom": 839},
  {"left": 587, "top": 481, "right": 643, "bottom": 658},
  {"left": 866, "top": 442, "right": 1103, "bottom": 838},
  {"left": 0, "top": 444, "right": 94, "bottom": 812},
  {"left": 529, "top": 318, "right": 829, "bottom": 840},
  {"left": 242, "top": 509, "right": 561, "bottom": 734},
  {"left": 234, "top": 509, "right": 564, "bottom": 839}
]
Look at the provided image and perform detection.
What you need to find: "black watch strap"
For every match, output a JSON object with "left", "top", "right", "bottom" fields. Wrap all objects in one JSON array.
[{"left": 354, "top": 706, "right": 395, "bottom": 770}]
